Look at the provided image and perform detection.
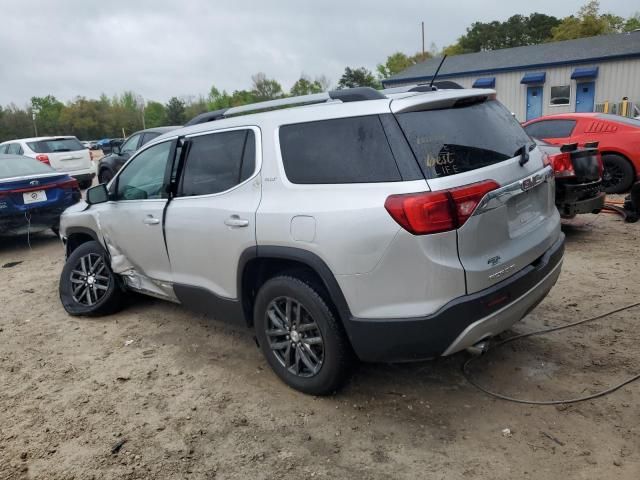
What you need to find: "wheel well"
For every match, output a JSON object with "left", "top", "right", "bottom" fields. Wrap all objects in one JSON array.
[
  {"left": 601, "top": 151, "right": 636, "bottom": 175},
  {"left": 241, "top": 258, "right": 340, "bottom": 327},
  {"left": 66, "top": 232, "right": 95, "bottom": 256}
]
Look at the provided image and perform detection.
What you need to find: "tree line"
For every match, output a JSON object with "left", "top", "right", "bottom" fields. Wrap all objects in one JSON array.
[{"left": 1, "top": 1, "right": 637, "bottom": 142}]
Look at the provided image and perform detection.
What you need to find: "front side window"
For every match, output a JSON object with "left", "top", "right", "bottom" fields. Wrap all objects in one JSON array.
[
  {"left": 120, "top": 134, "right": 142, "bottom": 154},
  {"left": 116, "top": 141, "right": 172, "bottom": 200},
  {"left": 550, "top": 85, "right": 571, "bottom": 106},
  {"left": 179, "top": 129, "right": 255, "bottom": 197},
  {"left": 524, "top": 120, "right": 576, "bottom": 139}
]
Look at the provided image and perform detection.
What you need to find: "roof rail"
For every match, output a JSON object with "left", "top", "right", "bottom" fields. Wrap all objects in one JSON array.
[
  {"left": 382, "top": 81, "right": 463, "bottom": 95},
  {"left": 184, "top": 108, "right": 228, "bottom": 126},
  {"left": 183, "top": 87, "right": 387, "bottom": 126}
]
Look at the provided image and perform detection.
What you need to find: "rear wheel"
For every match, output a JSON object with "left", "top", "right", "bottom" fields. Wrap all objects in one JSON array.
[
  {"left": 98, "top": 168, "right": 113, "bottom": 185},
  {"left": 59, "top": 240, "right": 123, "bottom": 316},
  {"left": 254, "top": 276, "right": 351, "bottom": 395},
  {"left": 602, "top": 154, "right": 634, "bottom": 194}
]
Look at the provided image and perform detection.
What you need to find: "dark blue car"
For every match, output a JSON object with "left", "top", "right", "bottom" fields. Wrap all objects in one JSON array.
[{"left": 0, "top": 154, "right": 81, "bottom": 236}]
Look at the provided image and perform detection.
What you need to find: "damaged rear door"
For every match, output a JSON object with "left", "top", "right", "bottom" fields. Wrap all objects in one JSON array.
[{"left": 98, "top": 140, "right": 174, "bottom": 284}]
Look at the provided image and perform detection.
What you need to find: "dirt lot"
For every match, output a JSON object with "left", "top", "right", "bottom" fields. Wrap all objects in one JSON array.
[{"left": 1, "top": 212, "right": 639, "bottom": 479}]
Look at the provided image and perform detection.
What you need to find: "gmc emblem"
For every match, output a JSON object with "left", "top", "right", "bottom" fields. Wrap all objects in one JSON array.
[{"left": 520, "top": 171, "right": 549, "bottom": 192}]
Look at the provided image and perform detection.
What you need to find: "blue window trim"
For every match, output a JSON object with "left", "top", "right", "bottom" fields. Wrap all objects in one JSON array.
[
  {"left": 571, "top": 66, "right": 598, "bottom": 79},
  {"left": 521, "top": 72, "right": 546, "bottom": 84},
  {"left": 472, "top": 77, "right": 495, "bottom": 88}
]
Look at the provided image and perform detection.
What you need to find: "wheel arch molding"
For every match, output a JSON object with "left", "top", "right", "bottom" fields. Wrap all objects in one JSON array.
[{"left": 238, "top": 246, "right": 353, "bottom": 329}]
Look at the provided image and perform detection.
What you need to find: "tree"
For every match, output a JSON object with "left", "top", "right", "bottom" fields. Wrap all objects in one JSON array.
[
  {"left": 624, "top": 13, "right": 640, "bottom": 32},
  {"left": 165, "top": 97, "right": 186, "bottom": 125},
  {"left": 184, "top": 96, "right": 209, "bottom": 121},
  {"left": 290, "top": 75, "right": 324, "bottom": 96},
  {"left": 144, "top": 101, "right": 167, "bottom": 128},
  {"left": 376, "top": 52, "right": 435, "bottom": 80},
  {"left": 443, "top": 13, "right": 560, "bottom": 54},
  {"left": 251, "top": 73, "right": 284, "bottom": 101},
  {"left": 337, "top": 67, "right": 380, "bottom": 90},
  {"left": 31, "top": 95, "right": 64, "bottom": 136},
  {"left": 551, "top": 1, "right": 623, "bottom": 41}
]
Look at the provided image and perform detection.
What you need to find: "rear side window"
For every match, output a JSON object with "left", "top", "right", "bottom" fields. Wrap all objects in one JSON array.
[
  {"left": 396, "top": 99, "right": 532, "bottom": 179},
  {"left": 7, "top": 143, "right": 22, "bottom": 155},
  {"left": 279, "top": 116, "right": 401, "bottom": 184},
  {"left": 524, "top": 120, "right": 576, "bottom": 139},
  {"left": 27, "top": 137, "right": 84, "bottom": 153},
  {"left": 179, "top": 129, "right": 255, "bottom": 196}
]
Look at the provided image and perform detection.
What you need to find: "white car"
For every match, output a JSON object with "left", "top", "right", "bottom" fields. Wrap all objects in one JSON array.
[{"left": 0, "top": 136, "right": 95, "bottom": 188}]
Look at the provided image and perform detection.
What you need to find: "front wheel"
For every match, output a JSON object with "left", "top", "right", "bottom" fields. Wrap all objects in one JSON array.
[
  {"left": 98, "top": 169, "right": 113, "bottom": 185},
  {"left": 602, "top": 154, "right": 634, "bottom": 194},
  {"left": 254, "top": 276, "right": 351, "bottom": 395},
  {"left": 59, "top": 240, "right": 124, "bottom": 316}
]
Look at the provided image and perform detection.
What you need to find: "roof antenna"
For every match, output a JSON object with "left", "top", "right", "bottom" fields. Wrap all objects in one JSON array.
[{"left": 429, "top": 54, "right": 448, "bottom": 90}]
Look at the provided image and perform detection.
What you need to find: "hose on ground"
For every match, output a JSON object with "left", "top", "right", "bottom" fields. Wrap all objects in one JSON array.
[{"left": 462, "top": 302, "right": 640, "bottom": 405}]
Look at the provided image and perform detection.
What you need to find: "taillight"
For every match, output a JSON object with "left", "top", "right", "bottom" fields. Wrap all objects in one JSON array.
[
  {"left": 385, "top": 180, "right": 500, "bottom": 235},
  {"left": 549, "top": 152, "right": 574, "bottom": 178},
  {"left": 35, "top": 154, "right": 50, "bottom": 165}
]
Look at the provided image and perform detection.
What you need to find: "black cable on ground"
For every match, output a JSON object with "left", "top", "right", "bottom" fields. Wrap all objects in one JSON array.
[{"left": 462, "top": 302, "right": 640, "bottom": 405}]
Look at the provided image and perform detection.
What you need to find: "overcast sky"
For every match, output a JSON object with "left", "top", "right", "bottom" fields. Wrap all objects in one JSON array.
[{"left": 0, "top": 0, "right": 636, "bottom": 106}]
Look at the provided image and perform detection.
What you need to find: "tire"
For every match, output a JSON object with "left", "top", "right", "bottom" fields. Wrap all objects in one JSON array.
[
  {"left": 98, "top": 168, "right": 113, "bottom": 185},
  {"left": 602, "top": 154, "right": 634, "bottom": 194},
  {"left": 254, "top": 275, "right": 351, "bottom": 395},
  {"left": 59, "top": 240, "right": 124, "bottom": 316}
]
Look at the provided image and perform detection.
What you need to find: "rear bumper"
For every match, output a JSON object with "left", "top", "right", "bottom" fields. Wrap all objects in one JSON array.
[
  {"left": 556, "top": 181, "right": 605, "bottom": 216},
  {"left": 557, "top": 191, "right": 605, "bottom": 216},
  {"left": 344, "top": 233, "right": 565, "bottom": 362}
]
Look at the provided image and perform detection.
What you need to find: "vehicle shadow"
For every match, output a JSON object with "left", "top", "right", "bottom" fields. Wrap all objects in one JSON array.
[{"left": 0, "top": 230, "right": 61, "bottom": 256}]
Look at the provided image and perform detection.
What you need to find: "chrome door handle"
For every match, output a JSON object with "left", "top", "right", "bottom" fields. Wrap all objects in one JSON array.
[
  {"left": 224, "top": 215, "right": 249, "bottom": 227},
  {"left": 143, "top": 216, "right": 160, "bottom": 225}
]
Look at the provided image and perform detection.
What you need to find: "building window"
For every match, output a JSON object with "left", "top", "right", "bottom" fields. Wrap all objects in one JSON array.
[{"left": 550, "top": 85, "right": 571, "bottom": 106}]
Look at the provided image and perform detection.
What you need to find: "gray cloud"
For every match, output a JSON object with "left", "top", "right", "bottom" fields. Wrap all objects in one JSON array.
[{"left": 0, "top": 0, "right": 636, "bottom": 106}]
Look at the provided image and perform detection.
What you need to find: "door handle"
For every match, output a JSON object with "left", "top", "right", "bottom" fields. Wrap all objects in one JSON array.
[
  {"left": 224, "top": 215, "right": 249, "bottom": 227},
  {"left": 143, "top": 215, "right": 160, "bottom": 225}
]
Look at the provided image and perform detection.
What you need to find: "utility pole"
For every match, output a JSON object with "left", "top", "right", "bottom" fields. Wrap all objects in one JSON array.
[
  {"left": 32, "top": 112, "right": 38, "bottom": 137},
  {"left": 421, "top": 21, "right": 425, "bottom": 56}
]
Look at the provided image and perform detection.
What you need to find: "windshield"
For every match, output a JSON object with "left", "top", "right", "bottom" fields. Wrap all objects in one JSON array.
[
  {"left": 27, "top": 137, "right": 85, "bottom": 153},
  {"left": 0, "top": 155, "right": 54, "bottom": 179},
  {"left": 395, "top": 99, "right": 532, "bottom": 179}
]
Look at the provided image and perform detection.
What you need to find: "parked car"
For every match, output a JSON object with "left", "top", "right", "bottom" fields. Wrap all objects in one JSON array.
[
  {"left": 0, "top": 154, "right": 81, "bottom": 235},
  {"left": 96, "top": 138, "right": 123, "bottom": 156},
  {"left": 0, "top": 136, "right": 95, "bottom": 189},
  {"left": 58, "top": 86, "right": 564, "bottom": 394},
  {"left": 523, "top": 113, "right": 640, "bottom": 194},
  {"left": 535, "top": 139, "right": 605, "bottom": 217},
  {"left": 97, "top": 126, "right": 180, "bottom": 184}
]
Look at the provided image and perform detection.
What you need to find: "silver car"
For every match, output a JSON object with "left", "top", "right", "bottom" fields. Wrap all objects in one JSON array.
[{"left": 58, "top": 86, "right": 564, "bottom": 394}]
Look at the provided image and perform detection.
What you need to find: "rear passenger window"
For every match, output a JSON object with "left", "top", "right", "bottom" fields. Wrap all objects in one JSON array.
[
  {"left": 179, "top": 129, "right": 255, "bottom": 196},
  {"left": 524, "top": 120, "right": 576, "bottom": 139},
  {"left": 279, "top": 116, "right": 401, "bottom": 184}
]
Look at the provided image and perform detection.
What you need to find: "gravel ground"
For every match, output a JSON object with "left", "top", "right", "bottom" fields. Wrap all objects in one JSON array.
[{"left": 0, "top": 212, "right": 639, "bottom": 479}]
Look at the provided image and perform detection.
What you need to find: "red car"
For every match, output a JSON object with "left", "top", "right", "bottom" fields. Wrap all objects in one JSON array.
[{"left": 523, "top": 113, "right": 640, "bottom": 194}]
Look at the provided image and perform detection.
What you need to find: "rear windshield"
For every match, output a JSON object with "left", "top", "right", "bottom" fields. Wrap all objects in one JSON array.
[
  {"left": 396, "top": 99, "right": 532, "bottom": 179},
  {"left": 0, "top": 155, "right": 54, "bottom": 179},
  {"left": 27, "top": 137, "right": 84, "bottom": 153}
]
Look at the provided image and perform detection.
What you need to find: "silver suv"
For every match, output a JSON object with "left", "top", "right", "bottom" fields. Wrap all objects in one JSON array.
[{"left": 58, "top": 86, "right": 564, "bottom": 394}]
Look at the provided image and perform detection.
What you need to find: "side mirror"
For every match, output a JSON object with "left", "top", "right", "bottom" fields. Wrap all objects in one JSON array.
[{"left": 86, "top": 184, "right": 109, "bottom": 205}]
